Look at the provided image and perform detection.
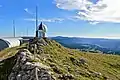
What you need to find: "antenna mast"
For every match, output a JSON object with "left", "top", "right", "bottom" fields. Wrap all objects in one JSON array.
[
  {"left": 27, "top": 26, "right": 28, "bottom": 36},
  {"left": 35, "top": 6, "right": 38, "bottom": 37},
  {"left": 13, "top": 20, "right": 16, "bottom": 37}
]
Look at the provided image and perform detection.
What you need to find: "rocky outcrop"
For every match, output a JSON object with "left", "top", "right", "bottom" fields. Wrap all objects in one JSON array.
[
  {"left": 8, "top": 49, "right": 54, "bottom": 80},
  {"left": 28, "top": 38, "right": 48, "bottom": 54}
]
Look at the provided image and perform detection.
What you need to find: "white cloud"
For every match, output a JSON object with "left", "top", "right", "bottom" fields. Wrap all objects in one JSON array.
[
  {"left": 24, "top": 18, "right": 64, "bottom": 23},
  {"left": 55, "top": 0, "right": 120, "bottom": 24},
  {"left": 24, "top": 8, "right": 35, "bottom": 15},
  {"left": 24, "top": 8, "right": 64, "bottom": 23},
  {"left": 89, "top": 22, "right": 100, "bottom": 25}
]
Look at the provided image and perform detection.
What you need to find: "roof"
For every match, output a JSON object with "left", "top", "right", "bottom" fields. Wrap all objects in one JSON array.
[
  {"left": 0, "top": 38, "right": 21, "bottom": 47},
  {"left": 38, "top": 22, "right": 47, "bottom": 32},
  {"left": 38, "top": 22, "right": 43, "bottom": 30}
]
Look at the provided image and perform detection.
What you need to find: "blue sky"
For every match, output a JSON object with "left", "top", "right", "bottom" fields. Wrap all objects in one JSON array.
[{"left": 0, "top": 0, "right": 120, "bottom": 39}]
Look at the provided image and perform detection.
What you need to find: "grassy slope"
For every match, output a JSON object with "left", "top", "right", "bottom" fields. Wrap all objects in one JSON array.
[
  {"left": 0, "top": 39, "right": 120, "bottom": 80},
  {"left": 0, "top": 44, "right": 27, "bottom": 59},
  {"left": 39, "top": 39, "right": 120, "bottom": 80}
]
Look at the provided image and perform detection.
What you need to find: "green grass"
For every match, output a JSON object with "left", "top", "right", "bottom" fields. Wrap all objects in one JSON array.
[
  {"left": 0, "top": 43, "right": 27, "bottom": 59},
  {"left": 36, "top": 39, "right": 120, "bottom": 80},
  {"left": 0, "top": 39, "right": 120, "bottom": 80}
]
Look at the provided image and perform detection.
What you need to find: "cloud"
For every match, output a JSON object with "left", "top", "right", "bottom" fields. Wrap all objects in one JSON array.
[
  {"left": 89, "top": 21, "right": 100, "bottom": 25},
  {"left": 55, "top": 0, "right": 120, "bottom": 24},
  {"left": 24, "top": 8, "right": 64, "bottom": 23},
  {"left": 24, "top": 18, "right": 64, "bottom": 23},
  {"left": 24, "top": 8, "right": 35, "bottom": 15}
]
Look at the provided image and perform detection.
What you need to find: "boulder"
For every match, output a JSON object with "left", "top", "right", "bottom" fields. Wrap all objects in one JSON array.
[{"left": 58, "top": 74, "right": 74, "bottom": 80}]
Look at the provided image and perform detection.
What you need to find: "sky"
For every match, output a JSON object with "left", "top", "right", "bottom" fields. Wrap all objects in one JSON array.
[{"left": 1, "top": 0, "right": 120, "bottom": 39}]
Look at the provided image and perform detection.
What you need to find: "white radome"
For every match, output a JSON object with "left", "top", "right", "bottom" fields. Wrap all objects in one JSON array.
[{"left": 42, "top": 24, "right": 48, "bottom": 33}]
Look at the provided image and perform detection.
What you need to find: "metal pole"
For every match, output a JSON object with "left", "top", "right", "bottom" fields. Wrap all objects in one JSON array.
[
  {"left": 13, "top": 20, "right": 15, "bottom": 37},
  {"left": 27, "top": 26, "right": 28, "bottom": 36},
  {"left": 36, "top": 6, "right": 38, "bottom": 37}
]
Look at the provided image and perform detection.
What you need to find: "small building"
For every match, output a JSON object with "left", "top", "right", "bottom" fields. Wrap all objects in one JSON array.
[
  {"left": 0, "top": 38, "right": 22, "bottom": 51},
  {"left": 37, "top": 22, "right": 47, "bottom": 38}
]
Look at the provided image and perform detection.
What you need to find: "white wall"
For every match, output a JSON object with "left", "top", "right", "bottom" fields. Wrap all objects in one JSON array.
[{"left": 0, "top": 38, "right": 21, "bottom": 51}]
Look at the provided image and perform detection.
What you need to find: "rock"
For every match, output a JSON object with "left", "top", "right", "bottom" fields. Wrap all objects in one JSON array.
[
  {"left": 70, "top": 57, "right": 78, "bottom": 65},
  {"left": 70, "top": 57, "right": 88, "bottom": 66},
  {"left": 50, "top": 63, "right": 63, "bottom": 74},
  {"left": 34, "top": 62, "right": 50, "bottom": 69},
  {"left": 8, "top": 50, "right": 55, "bottom": 80},
  {"left": 28, "top": 38, "right": 49, "bottom": 54},
  {"left": 79, "top": 58, "right": 87, "bottom": 65},
  {"left": 93, "top": 72, "right": 102, "bottom": 77},
  {"left": 58, "top": 74, "right": 74, "bottom": 80}
]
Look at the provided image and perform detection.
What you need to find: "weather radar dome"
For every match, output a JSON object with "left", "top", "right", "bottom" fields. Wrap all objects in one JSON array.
[
  {"left": 37, "top": 22, "right": 47, "bottom": 38},
  {"left": 38, "top": 22, "right": 47, "bottom": 33}
]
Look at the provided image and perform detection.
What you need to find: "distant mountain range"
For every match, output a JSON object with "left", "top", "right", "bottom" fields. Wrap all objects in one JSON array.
[{"left": 51, "top": 36, "right": 120, "bottom": 55}]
